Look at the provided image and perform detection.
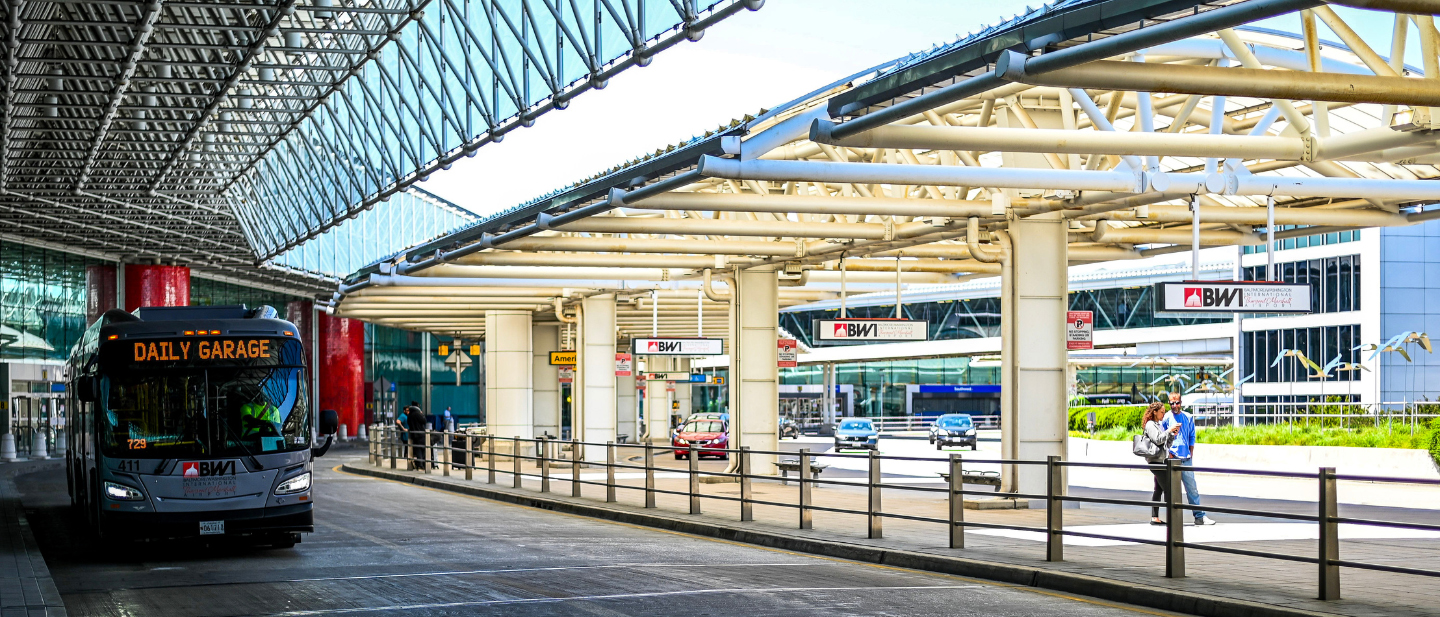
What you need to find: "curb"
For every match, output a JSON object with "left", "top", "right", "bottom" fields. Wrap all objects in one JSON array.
[{"left": 341, "top": 463, "right": 1336, "bottom": 617}]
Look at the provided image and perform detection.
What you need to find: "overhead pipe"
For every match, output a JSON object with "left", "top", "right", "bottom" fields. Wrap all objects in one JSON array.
[
  {"left": 453, "top": 252, "right": 724, "bottom": 269},
  {"left": 550, "top": 214, "right": 910, "bottom": 240},
  {"left": 1168, "top": 171, "right": 1440, "bottom": 201},
  {"left": 966, "top": 217, "right": 1003, "bottom": 263},
  {"left": 827, "top": 0, "right": 1322, "bottom": 137},
  {"left": 622, "top": 191, "right": 997, "bottom": 218},
  {"left": 1086, "top": 204, "right": 1410, "bottom": 227},
  {"left": 1324, "top": 0, "right": 1440, "bottom": 15},
  {"left": 812, "top": 122, "right": 1308, "bottom": 160},
  {"left": 453, "top": 235, "right": 806, "bottom": 257},
  {"left": 701, "top": 268, "right": 731, "bottom": 302},
  {"left": 995, "top": 53, "right": 1440, "bottom": 107},
  {"left": 698, "top": 156, "right": 1146, "bottom": 193},
  {"left": 1092, "top": 221, "right": 1263, "bottom": 245}
]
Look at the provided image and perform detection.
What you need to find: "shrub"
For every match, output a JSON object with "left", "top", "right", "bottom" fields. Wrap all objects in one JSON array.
[
  {"left": 1068, "top": 406, "right": 1145, "bottom": 431},
  {"left": 1429, "top": 417, "right": 1440, "bottom": 467}
]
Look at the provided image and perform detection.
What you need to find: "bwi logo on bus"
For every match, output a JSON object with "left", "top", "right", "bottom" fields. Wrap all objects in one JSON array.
[
  {"left": 1184, "top": 287, "right": 1241, "bottom": 308},
  {"left": 182, "top": 461, "right": 235, "bottom": 478}
]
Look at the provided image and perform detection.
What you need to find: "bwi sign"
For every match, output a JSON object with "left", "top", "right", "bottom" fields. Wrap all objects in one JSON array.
[
  {"left": 1155, "top": 281, "right": 1312, "bottom": 314},
  {"left": 1066, "top": 311, "right": 1093, "bottom": 350}
]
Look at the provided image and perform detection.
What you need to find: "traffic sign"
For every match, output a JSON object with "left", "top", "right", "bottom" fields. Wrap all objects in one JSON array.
[
  {"left": 1066, "top": 311, "right": 1093, "bottom": 350},
  {"left": 615, "top": 353, "right": 633, "bottom": 376},
  {"left": 549, "top": 350, "right": 576, "bottom": 365},
  {"left": 558, "top": 366, "right": 575, "bottom": 383},
  {"left": 777, "top": 338, "right": 797, "bottom": 367}
]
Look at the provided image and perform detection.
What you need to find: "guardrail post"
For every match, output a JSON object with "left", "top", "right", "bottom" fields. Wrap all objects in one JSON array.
[
  {"left": 606, "top": 442, "right": 616, "bottom": 503},
  {"left": 388, "top": 427, "right": 396, "bottom": 469},
  {"left": 740, "top": 446, "right": 753, "bottom": 522},
  {"left": 799, "top": 448, "right": 813, "bottom": 529},
  {"left": 487, "top": 436, "right": 496, "bottom": 484},
  {"left": 513, "top": 436, "right": 522, "bottom": 489},
  {"left": 949, "top": 453, "right": 964, "bottom": 549},
  {"left": 1166, "top": 459, "right": 1186, "bottom": 578},
  {"left": 868, "top": 449, "right": 882, "bottom": 539},
  {"left": 540, "top": 438, "right": 550, "bottom": 493},
  {"left": 644, "top": 443, "right": 656, "bottom": 508},
  {"left": 572, "top": 439, "right": 582, "bottom": 498},
  {"left": 688, "top": 444, "right": 700, "bottom": 514},
  {"left": 464, "top": 435, "right": 473, "bottom": 481},
  {"left": 1319, "top": 466, "right": 1340, "bottom": 600},
  {"left": 1046, "top": 455, "right": 1063, "bottom": 562},
  {"left": 442, "top": 432, "right": 451, "bottom": 477},
  {"left": 423, "top": 431, "right": 433, "bottom": 474}
]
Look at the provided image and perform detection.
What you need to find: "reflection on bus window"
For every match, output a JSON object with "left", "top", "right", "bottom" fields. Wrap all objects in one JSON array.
[{"left": 102, "top": 367, "right": 308, "bottom": 457}]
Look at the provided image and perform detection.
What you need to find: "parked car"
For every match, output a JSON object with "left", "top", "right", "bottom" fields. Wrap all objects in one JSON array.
[
  {"left": 779, "top": 417, "right": 800, "bottom": 440},
  {"left": 672, "top": 418, "right": 729, "bottom": 460},
  {"left": 928, "top": 414, "right": 977, "bottom": 450},
  {"left": 833, "top": 418, "right": 878, "bottom": 451}
]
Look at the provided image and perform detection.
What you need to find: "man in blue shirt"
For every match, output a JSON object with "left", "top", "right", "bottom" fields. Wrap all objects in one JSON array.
[{"left": 1163, "top": 392, "right": 1217, "bottom": 526}]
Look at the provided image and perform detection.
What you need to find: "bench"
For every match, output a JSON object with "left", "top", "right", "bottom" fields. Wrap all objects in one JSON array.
[
  {"left": 774, "top": 459, "right": 830, "bottom": 485},
  {"left": 938, "top": 470, "right": 1003, "bottom": 491}
]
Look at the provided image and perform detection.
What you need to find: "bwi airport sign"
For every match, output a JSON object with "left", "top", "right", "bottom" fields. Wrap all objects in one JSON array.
[
  {"left": 632, "top": 337, "right": 724, "bottom": 356},
  {"left": 813, "top": 319, "right": 928, "bottom": 344},
  {"left": 1155, "top": 281, "right": 1312, "bottom": 314}
]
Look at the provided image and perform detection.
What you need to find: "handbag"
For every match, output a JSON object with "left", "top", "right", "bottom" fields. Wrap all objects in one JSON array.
[{"left": 1132, "top": 433, "right": 1159, "bottom": 458}]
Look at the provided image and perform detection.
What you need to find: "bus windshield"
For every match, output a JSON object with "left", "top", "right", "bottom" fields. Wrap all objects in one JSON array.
[{"left": 100, "top": 366, "right": 309, "bottom": 458}]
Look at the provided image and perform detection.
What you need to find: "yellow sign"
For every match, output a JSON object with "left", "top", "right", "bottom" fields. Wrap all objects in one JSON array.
[
  {"left": 469, "top": 344, "right": 481, "bottom": 357},
  {"left": 438, "top": 344, "right": 450, "bottom": 356},
  {"left": 549, "top": 351, "right": 576, "bottom": 365}
]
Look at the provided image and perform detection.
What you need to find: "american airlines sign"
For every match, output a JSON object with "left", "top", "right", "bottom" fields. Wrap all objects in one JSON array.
[
  {"left": 814, "top": 319, "right": 928, "bottom": 344},
  {"left": 1155, "top": 281, "right": 1312, "bottom": 314},
  {"left": 631, "top": 338, "right": 724, "bottom": 356}
]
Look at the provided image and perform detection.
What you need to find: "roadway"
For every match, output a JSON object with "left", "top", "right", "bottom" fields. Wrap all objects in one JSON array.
[{"left": 14, "top": 451, "right": 1175, "bottom": 617}]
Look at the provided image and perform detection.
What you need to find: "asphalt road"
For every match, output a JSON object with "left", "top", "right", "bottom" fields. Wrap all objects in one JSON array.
[{"left": 17, "top": 454, "right": 1174, "bottom": 617}]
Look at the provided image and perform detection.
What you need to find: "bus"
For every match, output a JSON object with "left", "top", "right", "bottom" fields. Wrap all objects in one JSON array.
[{"left": 65, "top": 304, "right": 338, "bottom": 546}]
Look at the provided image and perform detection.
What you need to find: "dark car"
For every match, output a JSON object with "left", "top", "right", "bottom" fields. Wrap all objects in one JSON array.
[
  {"left": 928, "top": 414, "right": 977, "bottom": 450},
  {"left": 672, "top": 418, "right": 729, "bottom": 460}
]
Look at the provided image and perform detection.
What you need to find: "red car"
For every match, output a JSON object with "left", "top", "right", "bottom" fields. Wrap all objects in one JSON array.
[{"left": 672, "top": 418, "right": 729, "bottom": 460}]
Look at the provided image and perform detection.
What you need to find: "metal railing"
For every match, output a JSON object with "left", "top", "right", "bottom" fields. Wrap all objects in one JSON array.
[
  {"left": 864, "top": 415, "right": 1000, "bottom": 432},
  {"left": 1071, "top": 402, "right": 1440, "bottom": 430},
  {"left": 366, "top": 425, "right": 1439, "bottom": 602}
]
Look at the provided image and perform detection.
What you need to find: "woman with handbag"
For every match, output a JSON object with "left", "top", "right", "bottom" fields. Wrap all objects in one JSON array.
[{"left": 1138, "top": 402, "right": 1180, "bottom": 525}]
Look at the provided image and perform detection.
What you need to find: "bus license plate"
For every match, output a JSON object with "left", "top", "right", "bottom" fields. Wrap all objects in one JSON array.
[{"left": 199, "top": 521, "right": 224, "bottom": 535}]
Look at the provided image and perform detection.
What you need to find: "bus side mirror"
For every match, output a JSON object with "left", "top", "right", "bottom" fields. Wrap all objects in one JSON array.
[
  {"left": 319, "top": 409, "right": 339, "bottom": 436},
  {"left": 75, "top": 376, "right": 95, "bottom": 403}
]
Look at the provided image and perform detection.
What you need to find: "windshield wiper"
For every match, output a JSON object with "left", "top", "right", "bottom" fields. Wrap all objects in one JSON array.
[{"left": 218, "top": 415, "right": 264, "bottom": 471}]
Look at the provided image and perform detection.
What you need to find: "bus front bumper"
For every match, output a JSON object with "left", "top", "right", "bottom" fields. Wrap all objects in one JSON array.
[{"left": 102, "top": 502, "right": 314, "bottom": 539}]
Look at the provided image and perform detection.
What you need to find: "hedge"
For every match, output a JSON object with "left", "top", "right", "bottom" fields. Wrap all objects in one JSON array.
[
  {"left": 1068, "top": 406, "right": 1145, "bottom": 432},
  {"left": 1429, "top": 417, "right": 1440, "bottom": 467}
]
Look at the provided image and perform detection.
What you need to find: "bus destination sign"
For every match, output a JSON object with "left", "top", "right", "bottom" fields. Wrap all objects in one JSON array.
[{"left": 107, "top": 337, "right": 296, "bottom": 367}]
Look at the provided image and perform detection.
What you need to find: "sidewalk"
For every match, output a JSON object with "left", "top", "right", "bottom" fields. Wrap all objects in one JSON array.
[
  {"left": 350, "top": 452, "right": 1440, "bottom": 617},
  {"left": 0, "top": 460, "right": 66, "bottom": 617}
]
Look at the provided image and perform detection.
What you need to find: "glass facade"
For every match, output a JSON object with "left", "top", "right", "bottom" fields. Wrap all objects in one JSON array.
[
  {"left": 779, "top": 359, "right": 1216, "bottom": 415},
  {"left": 364, "top": 323, "right": 480, "bottom": 425},
  {"left": 190, "top": 277, "right": 301, "bottom": 310},
  {"left": 1242, "top": 325, "right": 1362, "bottom": 383},
  {"left": 1243, "top": 227, "right": 1359, "bottom": 254},
  {"left": 781, "top": 287, "right": 1231, "bottom": 347},
  {"left": 1242, "top": 254, "right": 1360, "bottom": 314},
  {"left": 0, "top": 241, "right": 100, "bottom": 362}
]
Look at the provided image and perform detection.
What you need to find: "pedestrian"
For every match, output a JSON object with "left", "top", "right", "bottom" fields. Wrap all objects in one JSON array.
[
  {"left": 396, "top": 404, "right": 412, "bottom": 470},
  {"left": 442, "top": 406, "right": 454, "bottom": 432},
  {"left": 1141, "top": 402, "right": 1179, "bottom": 525},
  {"left": 1163, "top": 391, "right": 1217, "bottom": 525},
  {"left": 408, "top": 402, "right": 430, "bottom": 470}
]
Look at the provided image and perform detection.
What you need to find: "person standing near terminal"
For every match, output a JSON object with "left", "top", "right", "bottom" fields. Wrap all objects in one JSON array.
[
  {"left": 408, "top": 403, "right": 430, "bottom": 470},
  {"left": 442, "top": 406, "right": 454, "bottom": 432},
  {"left": 1141, "top": 402, "right": 1178, "bottom": 525},
  {"left": 396, "top": 403, "right": 413, "bottom": 470},
  {"left": 1163, "top": 392, "right": 1217, "bottom": 525}
]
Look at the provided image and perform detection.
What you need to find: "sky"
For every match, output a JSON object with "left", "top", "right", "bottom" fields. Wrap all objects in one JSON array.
[
  {"left": 420, "top": 0, "right": 1039, "bottom": 216},
  {"left": 419, "top": 2, "right": 1417, "bottom": 221}
]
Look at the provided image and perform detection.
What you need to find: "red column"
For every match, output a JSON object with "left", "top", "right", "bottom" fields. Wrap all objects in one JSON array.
[
  {"left": 318, "top": 312, "right": 364, "bottom": 436},
  {"left": 124, "top": 264, "right": 190, "bottom": 311},
  {"left": 85, "top": 264, "right": 117, "bottom": 324}
]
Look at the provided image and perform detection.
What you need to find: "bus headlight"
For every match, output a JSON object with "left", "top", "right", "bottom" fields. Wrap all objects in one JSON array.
[
  {"left": 103, "top": 481, "right": 144, "bottom": 501},
  {"left": 275, "top": 472, "right": 311, "bottom": 495}
]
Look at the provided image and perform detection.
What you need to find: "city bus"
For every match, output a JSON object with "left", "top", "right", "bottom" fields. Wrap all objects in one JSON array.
[{"left": 65, "top": 304, "right": 338, "bottom": 546}]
